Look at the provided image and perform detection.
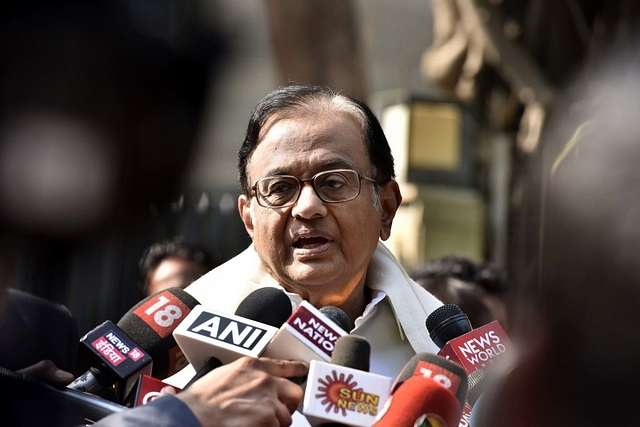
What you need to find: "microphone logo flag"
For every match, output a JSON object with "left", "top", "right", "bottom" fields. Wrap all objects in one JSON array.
[
  {"left": 133, "top": 289, "right": 194, "bottom": 338},
  {"left": 172, "top": 305, "right": 279, "bottom": 369},
  {"left": 303, "top": 360, "right": 392, "bottom": 427},
  {"left": 287, "top": 301, "right": 343, "bottom": 357},
  {"left": 437, "top": 320, "right": 512, "bottom": 373},
  {"left": 186, "top": 312, "right": 269, "bottom": 350}
]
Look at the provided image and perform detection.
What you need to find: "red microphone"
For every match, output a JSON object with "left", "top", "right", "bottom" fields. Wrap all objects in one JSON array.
[{"left": 372, "top": 353, "right": 468, "bottom": 427}]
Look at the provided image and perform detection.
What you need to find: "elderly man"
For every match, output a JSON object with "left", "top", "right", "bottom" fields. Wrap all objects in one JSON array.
[{"left": 169, "top": 84, "right": 443, "bottom": 387}]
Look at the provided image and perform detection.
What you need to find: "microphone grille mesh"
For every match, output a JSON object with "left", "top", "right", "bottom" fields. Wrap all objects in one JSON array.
[
  {"left": 331, "top": 335, "right": 370, "bottom": 371},
  {"left": 425, "top": 303, "right": 465, "bottom": 333}
]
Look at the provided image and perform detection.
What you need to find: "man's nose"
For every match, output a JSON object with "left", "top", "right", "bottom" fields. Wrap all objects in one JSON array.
[{"left": 290, "top": 182, "right": 327, "bottom": 218}]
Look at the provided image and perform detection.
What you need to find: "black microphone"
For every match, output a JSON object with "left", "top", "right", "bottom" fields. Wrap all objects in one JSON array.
[
  {"left": 319, "top": 305, "right": 352, "bottom": 332},
  {"left": 426, "top": 304, "right": 473, "bottom": 349},
  {"left": 426, "top": 303, "right": 513, "bottom": 375},
  {"left": 458, "top": 368, "right": 487, "bottom": 426},
  {"left": 68, "top": 287, "right": 199, "bottom": 403},
  {"left": 174, "top": 287, "right": 293, "bottom": 389}
]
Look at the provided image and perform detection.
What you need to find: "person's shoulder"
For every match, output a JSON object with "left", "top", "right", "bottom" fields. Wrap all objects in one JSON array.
[{"left": 5, "top": 288, "right": 76, "bottom": 320}]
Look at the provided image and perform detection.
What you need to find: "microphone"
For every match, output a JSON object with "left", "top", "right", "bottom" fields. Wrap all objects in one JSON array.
[
  {"left": 372, "top": 352, "right": 468, "bottom": 427},
  {"left": 426, "top": 304, "right": 513, "bottom": 374},
  {"left": 458, "top": 369, "right": 486, "bottom": 426},
  {"left": 1, "top": 366, "right": 127, "bottom": 426},
  {"left": 302, "top": 335, "right": 393, "bottom": 427},
  {"left": 261, "top": 300, "right": 349, "bottom": 364},
  {"left": 128, "top": 374, "right": 181, "bottom": 407},
  {"left": 172, "top": 287, "right": 292, "bottom": 378},
  {"left": 68, "top": 287, "right": 199, "bottom": 403},
  {"left": 319, "top": 306, "right": 352, "bottom": 332}
]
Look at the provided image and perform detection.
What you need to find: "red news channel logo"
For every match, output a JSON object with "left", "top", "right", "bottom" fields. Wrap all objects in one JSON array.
[{"left": 134, "top": 290, "right": 193, "bottom": 338}]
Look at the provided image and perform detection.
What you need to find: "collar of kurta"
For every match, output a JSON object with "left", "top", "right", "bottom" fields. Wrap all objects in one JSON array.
[{"left": 186, "top": 241, "right": 441, "bottom": 354}]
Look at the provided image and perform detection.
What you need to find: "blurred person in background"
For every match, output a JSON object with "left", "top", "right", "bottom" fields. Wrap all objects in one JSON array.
[
  {"left": 138, "top": 237, "right": 221, "bottom": 297},
  {"left": 0, "top": 1, "right": 310, "bottom": 426},
  {"left": 471, "top": 37, "right": 640, "bottom": 427},
  {"left": 412, "top": 254, "right": 511, "bottom": 330}
]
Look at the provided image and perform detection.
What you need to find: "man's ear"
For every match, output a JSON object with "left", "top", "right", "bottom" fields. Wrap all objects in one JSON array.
[
  {"left": 238, "top": 194, "right": 255, "bottom": 239},
  {"left": 379, "top": 180, "right": 402, "bottom": 241}
]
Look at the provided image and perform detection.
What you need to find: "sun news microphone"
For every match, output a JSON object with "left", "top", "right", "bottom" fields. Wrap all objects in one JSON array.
[
  {"left": 372, "top": 352, "right": 468, "bottom": 427},
  {"left": 261, "top": 300, "right": 349, "bottom": 365},
  {"left": 172, "top": 287, "right": 292, "bottom": 378},
  {"left": 426, "top": 304, "right": 513, "bottom": 374},
  {"left": 67, "top": 287, "right": 199, "bottom": 403},
  {"left": 303, "top": 335, "right": 393, "bottom": 427}
]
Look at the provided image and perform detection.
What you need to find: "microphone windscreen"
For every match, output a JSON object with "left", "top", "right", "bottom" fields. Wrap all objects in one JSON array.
[
  {"left": 330, "top": 335, "right": 370, "bottom": 371},
  {"left": 116, "top": 287, "right": 200, "bottom": 378},
  {"left": 466, "top": 368, "right": 486, "bottom": 407},
  {"left": 392, "top": 352, "right": 468, "bottom": 408},
  {"left": 234, "top": 287, "right": 292, "bottom": 327},
  {"left": 378, "top": 375, "right": 463, "bottom": 427},
  {"left": 425, "top": 303, "right": 472, "bottom": 349},
  {"left": 319, "top": 306, "right": 351, "bottom": 331}
]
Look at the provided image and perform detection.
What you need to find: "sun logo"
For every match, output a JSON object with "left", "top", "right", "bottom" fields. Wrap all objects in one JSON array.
[{"left": 315, "top": 370, "right": 380, "bottom": 416}]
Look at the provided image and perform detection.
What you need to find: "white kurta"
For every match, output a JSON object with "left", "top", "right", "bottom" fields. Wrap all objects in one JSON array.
[{"left": 165, "top": 241, "right": 443, "bottom": 387}]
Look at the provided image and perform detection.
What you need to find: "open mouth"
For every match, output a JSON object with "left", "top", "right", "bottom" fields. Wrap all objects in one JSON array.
[{"left": 292, "top": 236, "right": 330, "bottom": 249}]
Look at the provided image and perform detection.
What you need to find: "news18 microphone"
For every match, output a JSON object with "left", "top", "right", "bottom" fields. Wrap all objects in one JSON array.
[
  {"left": 302, "top": 335, "right": 393, "bottom": 427},
  {"left": 426, "top": 304, "right": 512, "bottom": 374},
  {"left": 172, "top": 287, "right": 292, "bottom": 379},
  {"left": 67, "top": 287, "right": 199, "bottom": 403},
  {"left": 372, "top": 353, "right": 468, "bottom": 427}
]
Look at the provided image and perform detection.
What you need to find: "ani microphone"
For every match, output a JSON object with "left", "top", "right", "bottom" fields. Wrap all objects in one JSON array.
[
  {"left": 372, "top": 352, "right": 468, "bottom": 427},
  {"left": 172, "top": 287, "right": 292, "bottom": 379}
]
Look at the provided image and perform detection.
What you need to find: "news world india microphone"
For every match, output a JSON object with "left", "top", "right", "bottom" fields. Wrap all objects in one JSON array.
[
  {"left": 426, "top": 304, "right": 513, "bottom": 374},
  {"left": 372, "top": 353, "right": 468, "bottom": 427},
  {"left": 67, "top": 287, "right": 199, "bottom": 403},
  {"left": 302, "top": 335, "right": 393, "bottom": 427}
]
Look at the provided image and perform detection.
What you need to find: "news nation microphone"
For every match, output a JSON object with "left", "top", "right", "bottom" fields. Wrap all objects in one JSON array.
[
  {"left": 303, "top": 335, "right": 393, "bottom": 427},
  {"left": 68, "top": 287, "right": 199, "bottom": 403},
  {"left": 172, "top": 287, "right": 292, "bottom": 376},
  {"left": 426, "top": 304, "right": 513, "bottom": 374},
  {"left": 372, "top": 353, "right": 468, "bottom": 427},
  {"left": 262, "top": 300, "right": 349, "bottom": 364}
]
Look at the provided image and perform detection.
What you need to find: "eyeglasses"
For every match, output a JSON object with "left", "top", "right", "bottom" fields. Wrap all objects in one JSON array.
[{"left": 251, "top": 169, "right": 379, "bottom": 208}]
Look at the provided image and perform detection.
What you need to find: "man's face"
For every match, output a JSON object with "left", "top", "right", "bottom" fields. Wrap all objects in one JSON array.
[
  {"left": 147, "top": 257, "right": 208, "bottom": 296},
  {"left": 238, "top": 111, "right": 400, "bottom": 304}
]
